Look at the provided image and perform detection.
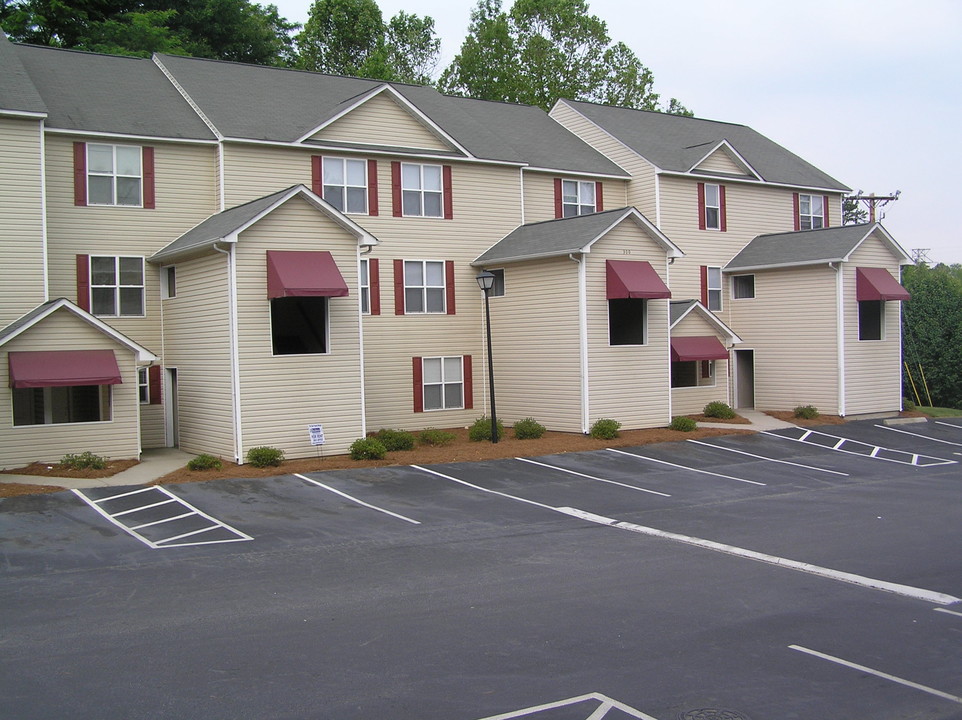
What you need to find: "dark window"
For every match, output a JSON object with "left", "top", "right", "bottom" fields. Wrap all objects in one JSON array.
[
  {"left": 733, "top": 274, "right": 755, "bottom": 299},
  {"left": 858, "top": 300, "right": 883, "bottom": 341},
  {"left": 671, "top": 362, "right": 698, "bottom": 388},
  {"left": 12, "top": 385, "right": 110, "bottom": 425},
  {"left": 609, "top": 298, "right": 646, "bottom": 345},
  {"left": 271, "top": 297, "right": 328, "bottom": 355},
  {"left": 489, "top": 269, "right": 505, "bottom": 297}
]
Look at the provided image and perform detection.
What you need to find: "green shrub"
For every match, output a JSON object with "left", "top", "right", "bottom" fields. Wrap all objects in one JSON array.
[
  {"left": 669, "top": 416, "right": 698, "bottom": 432},
  {"left": 245, "top": 446, "right": 284, "bottom": 467},
  {"left": 375, "top": 428, "right": 416, "bottom": 451},
  {"left": 187, "top": 454, "right": 222, "bottom": 471},
  {"left": 60, "top": 451, "right": 107, "bottom": 470},
  {"left": 468, "top": 416, "right": 505, "bottom": 442},
  {"left": 793, "top": 405, "right": 819, "bottom": 420},
  {"left": 589, "top": 418, "right": 621, "bottom": 440},
  {"left": 418, "top": 428, "right": 456, "bottom": 447},
  {"left": 513, "top": 417, "right": 546, "bottom": 439},
  {"left": 703, "top": 401, "right": 736, "bottom": 419},
  {"left": 350, "top": 437, "right": 387, "bottom": 460},
  {"left": 902, "top": 397, "right": 916, "bottom": 411}
]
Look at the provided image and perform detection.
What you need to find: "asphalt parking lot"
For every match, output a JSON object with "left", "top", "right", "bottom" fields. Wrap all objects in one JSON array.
[{"left": 2, "top": 418, "right": 961, "bottom": 720}]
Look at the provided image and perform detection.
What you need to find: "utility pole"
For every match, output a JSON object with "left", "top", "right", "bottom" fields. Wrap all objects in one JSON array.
[
  {"left": 853, "top": 190, "right": 901, "bottom": 222},
  {"left": 911, "top": 248, "right": 931, "bottom": 264}
]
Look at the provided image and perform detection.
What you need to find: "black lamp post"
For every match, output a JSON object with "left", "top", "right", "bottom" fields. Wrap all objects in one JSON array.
[{"left": 476, "top": 271, "right": 498, "bottom": 443}]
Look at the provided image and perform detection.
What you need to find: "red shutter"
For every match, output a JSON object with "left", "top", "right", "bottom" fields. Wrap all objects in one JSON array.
[
  {"left": 697, "top": 182, "right": 706, "bottom": 230},
  {"left": 463, "top": 355, "right": 473, "bottom": 410},
  {"left": 554, "top": 178, "right": 563, "bottom": 218},
  {"left": 391, "top": 161, "right": 402, "bottom": 217},
  {"left": 76, "top": 254, "right": 90, "bottom": 311},
  {"left": 823, "top": 195, "right": 830, "bottom": 227},
  {"left": 394, "top": 259, "right": 405, "bottom": 315},
  {"left": 700, "top": 266, "right": 708, "bottom": 307},
  {"left": 367, "top": 159, "right": 379, "bottom": 216},
  {"left": 412, "top": 357, "right": 423, "bottom": 413},
  {"left": 793, "top": 193, "right": 801, "bottom": 231},
  {"left": 369, "top": 257, "right": 381, "bottom": 315},
  {"left": 148, "top": 365, "right": 162, "bottom": 404},
  {"left": 73, "top": 142, "right": 87, "bottom": 206},
  {"left": 443, "top": 165, "right": 453, "bottom": 219},
  {"left": 142, "top": 146, "right": 155, "bottom": 209},
  {"left": 311, "top": 156, "right": 323, "bottom": 196},
  {"left": 445, "top": 260, "right": 456, "bottom": 315},
  {"left": 719, "top": 185, "right": 727, "bottom": 232},
  {"left": 701, "top": 360, "right": 711, "bottom": 379},
  {"left": 595, "top": 181, "right": 604, "bottom": 212}
]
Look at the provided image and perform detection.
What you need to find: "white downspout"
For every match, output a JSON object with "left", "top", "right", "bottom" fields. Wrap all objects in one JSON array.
[
  {"left": 357, "top": 245, "right": 373, "bottom": 437},
  {"left": 666, "top": 257, "right": 673, "bottom": 424},
  {"left": 570, "top": 253, "right": 590, "bottom": 433},
  {"left": 214, "top": 241, "right": 243, "bottom": 462},
  {"left": 832, "top": 262, "right": 846, "bottom": 417},
  {"left": 39, "top": 119, "right": 49, "bottom": 301},
  {"left": 218, "top": 142, "right": 226, "bottom": 212}
]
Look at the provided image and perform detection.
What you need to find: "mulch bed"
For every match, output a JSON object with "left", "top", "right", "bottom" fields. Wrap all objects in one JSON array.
[{"left": 1, "top": 459, "right": 140, "bottom": 479}]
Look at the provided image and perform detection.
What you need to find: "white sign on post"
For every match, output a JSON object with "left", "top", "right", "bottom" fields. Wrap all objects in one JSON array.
[{"left": 308, "top": 424, "right": 326, "bottom": 446}]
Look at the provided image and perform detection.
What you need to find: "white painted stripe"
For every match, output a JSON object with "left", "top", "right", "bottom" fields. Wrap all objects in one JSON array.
[
  {"left": 833, "top": 438, "right": 846, "bottom": 449},
  {"left": 154, "top": 525, "right": 219, "bottom": 544},
  {"left": 789, "top": 645, "right": 962, "bottom": 704},
  {"left": 474, "top": 692, "right": 657, "bottom": 720},
  {"left": 516, "top": 457, "right": 672, "bottom": 497},
  {"left": 878, "top": 424, "right": 962, "bottom": 447},
  {"left": 763, "top": 431, "right": 956, "bottom": 466},
  {"left": 800, "top": 430, "right": 813, "bottom": 440},
  {"left": 871, "top": 447, "right": 881, "bottom": 457},
  {"left": 151, "top": 486, "right": 254, "bottom": 540},
  {"left": 936, "top": 421, "right": 962, "bottom": 429},
  {"left": 295, "top": 474, "right": 420, "bottom": 525},
  {"left": 412, "top": 465, "right": 558, "bottom": 511},
  {"left": 687, "top": 439, "right": 849, "bottom": 476},
  {"left": 912, "top": 454, "right": 920, "bottom": 465},
  {"left": 934, "top": 607, "right": 962, "bottom": 618},
  {"left": 607, "top": 448, "right": 767, "bottom": 486},
  {"left": 111, "top": 498, "right": 177, "bottom": 516},
  {"left": 91, "top": 486, "right": 155, "bottom": 503},
  {"left": 127, "top": 512, "right": 194, "bottom": 530}
]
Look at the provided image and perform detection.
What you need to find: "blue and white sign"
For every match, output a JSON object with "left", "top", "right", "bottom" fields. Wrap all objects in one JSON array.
[{"left": 308, "top": 424, "right": 326, "bottom": 446}]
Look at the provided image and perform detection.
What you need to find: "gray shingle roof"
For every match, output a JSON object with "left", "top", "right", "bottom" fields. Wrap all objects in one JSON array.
[
  {"left": 12, "top": 44, "right": 215, "bottom": 139},
  {"left": 669, "top": 300, "right": 698, "bottom": 325},
  {"left": 560, "top": 100, "right": 849, "bottom": 191},
  {"left": 725, "top": 224, "right": 881, "bottom": 271},
  {"left": 0, "top": 33, "right": 46, "bottom": 115},
  {"left": 0, "top": 299, "right": 60, "bottom": 344}
]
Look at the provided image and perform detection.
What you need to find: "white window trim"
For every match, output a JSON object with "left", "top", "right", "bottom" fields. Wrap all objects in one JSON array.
[
  {"left": 732, "top": 273, "right": 755, "bottom": 300},
  {"left": 269, "top": 296, "right": 331, "bottom": 357},
  {"left": 161, "top": 265, "right": 176, "bottom": 300},
  {"left": 404, "top": 259, "right": 446, "bottom": 314},
  {"left": 704, "top": 183, "right": 721, "bottom": 230},
  {"left": 90, "top": 255, "right": 146, "bottom": 317},
  {"left": 671, "top": 360, "right": 718, "bottom": 389},
  {"left": 562, "top": 179, "right": 596, "bottom": 217},
  {"left": 401, "top": 162, "right": 443, "bottom": 218},
  {"left": 359, "top": 258, "right": 371, "bottom": 315},
  {"left": 489, "top": 268, "right": 505, "bottom": 298},
  {"left": 87, "top": 143, "right": 143, "bottom": 207},
  {"left": 858, "top": 300, "right": 886, "bottom": 342},
  {"left": 422, "top": 355, "right": 465, "bottom": 411},
  {"left": 138, "top": 366, "right": 149, "bottom": 404},
  {"left": 799, "top": 194, "right": 824, "bottom": 230},
  {"left": 707, "top": 266, "right": 722, "bottom": 311},
  {"left": 323, "top": 157, "right": 368, "bottom": 214},
  {"left": 12, "top": 385, "right": 113, "bottom": 426}
]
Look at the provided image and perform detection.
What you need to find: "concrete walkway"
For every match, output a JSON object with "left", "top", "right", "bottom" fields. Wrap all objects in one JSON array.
[
  {"left": 698, "top": 408, "right": 797, "bottom": 431},
  {"left": 0, "top": 447, "right": 194, "bottom": 490}
]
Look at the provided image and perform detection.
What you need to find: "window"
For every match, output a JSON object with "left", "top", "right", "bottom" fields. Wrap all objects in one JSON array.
[
  {"left": 323, "top": 157, "right": 367, "bottom": 214},
  {"left": 609, "top": 298, "right": 646, "bottom": 345},
  {"left": 706, "top": 267, "right": 722, "bottom": 311},
  {"left": 271, "top": 297, "right": 328, "bottom": 355},
  {"left": 704, "top": 184, "right": 721, "bottom": 230},
  {"left": 671, "top": 361, "right": 716, "bottom": 388},
  {"left": 87, "top": 143, "right": 143, "bottom": 206},
  {"left": 12, "top": 385, "right": 111, "bottom": 426},
  {"left": 732, "top": 274, "right": 755, "bottom": 299},
  {"left": 90, "top": 256, "right": 145, "bottom": 316},
  {"left": 360, "top": 258, "right": 371, "bottom": 314},
  {"left": 799, "top": 194, "right": 824, "bottom": 230},
  {"left": 161, "top": 266, "right": 176, "bottom": 299},
  {"left": 401, "top": 163, "right": 443, "bottom": 217},
  {"left": 858, "top": 300, "right": 883, "bottom": 341},
  {"left": 404, "top": 260, "right": 446, "bottom": 313},
  {"left": 422, "top": 356, "right": 464, "bottom": 411},
  {"left": 138, "top": 367, "right": 149, "bottom": 404},
  {"left": 562, "top": 180, "right": 596, "bottom": 217},
  {"left": 489, "top": 269, "right": 505, "bottom": 298}
]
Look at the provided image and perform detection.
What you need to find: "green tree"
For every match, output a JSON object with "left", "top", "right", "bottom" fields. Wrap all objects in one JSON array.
[
  {"left": 385, "top": 11, "right": 440, "bottom": 84},
  {"left": 843, "top": 195, "right": 869, "bottom": 225},
  {"left": 437, "top": 0, "right": 520, "bottom": 102}
]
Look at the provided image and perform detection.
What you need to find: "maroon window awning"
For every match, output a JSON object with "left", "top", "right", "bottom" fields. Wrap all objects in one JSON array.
[
  {"left": 606, "top": 259, "right": 671, "bottom": 299},
  {"left": 267, "top": 250, "right": 349, "bottom": 299},
  {"left": 8, "top": 350, "right": 122, "bottom": 388},
  {"left": 856, "top": 267, "right": 910, "bottom": 302},
  {"left": 670, "top": 336, "right": 729, "bottom": 362}
]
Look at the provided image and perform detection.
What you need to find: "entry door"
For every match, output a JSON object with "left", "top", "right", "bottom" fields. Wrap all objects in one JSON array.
[
  {"left": 164, "top": 367, "right": 179, "bottom": 447},
  {"left": 734, "top": 349, "right": 755, "bottom": 409}
]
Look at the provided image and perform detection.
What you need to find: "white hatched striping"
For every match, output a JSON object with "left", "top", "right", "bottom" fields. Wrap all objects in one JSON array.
[
  {"left": 686, "top": 439, "right": 849, "bottom": 476},
  {"left": 763, "top": 428, "right": 956, "bottom": 467},
  {"left": 474, "top": 692, "right": 657, "bottom": 719}
]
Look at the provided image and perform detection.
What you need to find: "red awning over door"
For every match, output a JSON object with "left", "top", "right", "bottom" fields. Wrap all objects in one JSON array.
[
  {"left": 266, "top": 250, "right": 349, "bottom": 299},
  {"left": 670, "top": 336, "right": 729, "bottom": 362},
  {"left": 606, "top": 260, "right": 671, "bottom": 299},
  {"left": 856, "top": 267, "right": 910, "bottom": 301},
  {"left": 8, "top": 350, "right": 122, "bottom": 388}
]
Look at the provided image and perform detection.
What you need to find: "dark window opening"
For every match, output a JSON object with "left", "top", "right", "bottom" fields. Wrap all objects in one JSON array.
[
  {"left": 671, "top": 362, "right": 698, "bottom": 388},
  {"left": 489, "top": 269, "right": 505, "bottom": 297},
  {"left": 271, "top": 296, "right": 328, "bottom": 355},
  {"left": 858, "top": 300, "right": 883, "bottom": 341},
  {"left": 733, "top": 274, "right": 755, "bottom": 299},
  {"left": 13, "top": 385, "right": 110, "bottom": 426},
  {"left": 609, "top": 298, "right": 646, "bottom": 345}
]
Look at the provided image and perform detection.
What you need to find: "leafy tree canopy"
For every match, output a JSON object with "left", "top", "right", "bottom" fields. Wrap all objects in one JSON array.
[
  {"left": 843, "top": 195, "right": 869, "bottom": 225},
  {"left": 439, "top": 0, "right": 690, "bottom": 114}
]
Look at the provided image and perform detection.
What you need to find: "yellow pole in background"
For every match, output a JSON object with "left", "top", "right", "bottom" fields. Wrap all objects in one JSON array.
[
  {"left": 905, "top": 361, "right": 922, "bottom": 407},
  {"left": 918, "top": 363, "right": 934, "bottom": 407}
]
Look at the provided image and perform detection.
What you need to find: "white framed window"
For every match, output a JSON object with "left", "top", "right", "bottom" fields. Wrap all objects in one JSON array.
[
  {"left": 401, "top": 163, "right": 443, "bottom": 217},
  {"left": 732, "top": 274, "right": 755, "bottom": 299},
  {"left": 858, "top": 300, "right": 884, "bottom": 341},
  {"left": 12, "top": 385, "right": 112, "bottom": 425},
  {"left": 271, "top": 297, "right": 328, "bottom": 355},
  {"left": 799, "top": 194, "right": 824, "bottom": 230},
  {"left": 404, "top": 260, "right": 445, "bottom": 313},
  {"left": 671, "top": 361, "right": 717, "bottom": 388},
  {"left": 489, "top": 269, "right": 505, "bottom": 298},
  {"left": 704, "top": 184, "right": 721, "bottom": 230},
  {"left": 707, "top": 266, "right": 722, "bottom": 311},
  {"left": 562, "top": 180, "right": 596, "bottom": 217},
  {"left": 161, "top": 266, "right": 176, "bottom": 299},
  {"left": 90, "top": 256, "right": 145, "bottom": 316},
  {"left": 360, "top": 258, "right": 371, "bottom": 315},
  {"left": 323, "top": 157, "right": 367, "bottom": 214},
  {"left": 138, "top": 367, "right": 150, "bottom": 404},
  {"left": 609, "top": 298, "right": 647, "bottom": 346},
  {"left": 87, "top": 143, "right": 142, "bottom": 206},
  {"left": 423, "top": 356, "right": 464, "bottom": 410}
]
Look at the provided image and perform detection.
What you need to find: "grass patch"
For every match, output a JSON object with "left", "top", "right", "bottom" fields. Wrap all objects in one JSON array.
[{"left": 916, "top": 406, "right": 962, "bottom": 418}]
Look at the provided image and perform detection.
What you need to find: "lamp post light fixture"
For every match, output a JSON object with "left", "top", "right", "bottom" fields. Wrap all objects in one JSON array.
[{"left": 476, "top": 271, "right": 498, "bottom": 443}]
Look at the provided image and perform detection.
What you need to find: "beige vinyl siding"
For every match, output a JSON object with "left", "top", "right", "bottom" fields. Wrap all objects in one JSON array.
[
  {"left": 522, "top": 171, "right": 626, "bottom": 224},
  {"left": 44, "top": 135, "right": 217, "bottom": 354},
  {"left": 233, "top": 197, "right": 364, "bottom": 458},
  {"left": 0, "top": 117, "right": 46, "bottom": 325},
  {"left": 549, "top": 101, "right": 657, "bottom": 219},
  {"left": 695, "top": 148, "right": 745, "bottom": 175},
  {"left": 585, "top": 221, "right": 671, "bottom": 428},
  {"left": 0, "top": 309, "right": 141, "bottom": 468},
  {"left": 140, "top": 404, "right": 165, "bottom": 449},
  {"left": 483, "top": 256, "right": 583, "bottom": 432},
  {"left": 670, "top": 311, "right": 730, "bottom": 415},
  {"left": 842, "top": 239, "right": 905, "bottom": 415},
  {"left": 311, "top": 92, "right": 452, "bottom": 151},
  {"left": 729, "top": 265, "right": 839, "bottom": 413},
  {"left": 161, "top": 252, "right": 235, "bottom": 458}
]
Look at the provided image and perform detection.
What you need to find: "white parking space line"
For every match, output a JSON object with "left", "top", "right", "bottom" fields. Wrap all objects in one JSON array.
[
  {"left": 607, "top": 448, "right": 767, "bottom": 486},
  {"left": 515, "top": 457, "right": 671, "bottom": 497},
  {"left": 294, "top": 474, "right": 420, "bottom": 525},
  {"left": 934, "top": 607, "right": 962, "bottom": 618},
  {"left": 412, "top": 466, "right": 557, "bottom": 511},
  {"left": 877, "top": 424, "right": 962, "bottom": 447},
  {"left": 789, "top": 645, "right": 962, "bottom": 705},
  {"left": 763, "top": 429, "right": 957, "bottom": 467},
  {"left": 475, "top": 692, "right": 658, "bottom": 720},
  {"left": 686, "top": 439, "right": 849, "bottom": 476},
  {"left": 936, "top": 421, "right": 962, "bottom": 429}
]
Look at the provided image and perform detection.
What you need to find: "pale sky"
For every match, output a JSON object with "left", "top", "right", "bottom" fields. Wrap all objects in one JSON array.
[{"left": 273, "top": 0, "right": 962, "bottom": 264}]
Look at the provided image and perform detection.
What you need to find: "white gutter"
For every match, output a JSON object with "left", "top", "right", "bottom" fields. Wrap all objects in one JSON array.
[
  {"left": 356, "top": 248, "right": 369, "bottom": 438},
  {"left": 570, "top": 253, "right": 590, "bottom": 433},
  {"left": 218, "top": 141, "right": 225, "bottom": 211},
  {"left": 654, "top": 173, "right": 662, "bottom": 228},
  {"left": 665, "top": 257, "right": 672, "bottom": 423},
  {"left": 213, "top": 241, "right": 243, "bottom": 462},
  {"left": 39, "top": 118, "right": 49, "bottom": 301},
  {"left": 832, "top": 262, "right": 846, "bottom": 416}
]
